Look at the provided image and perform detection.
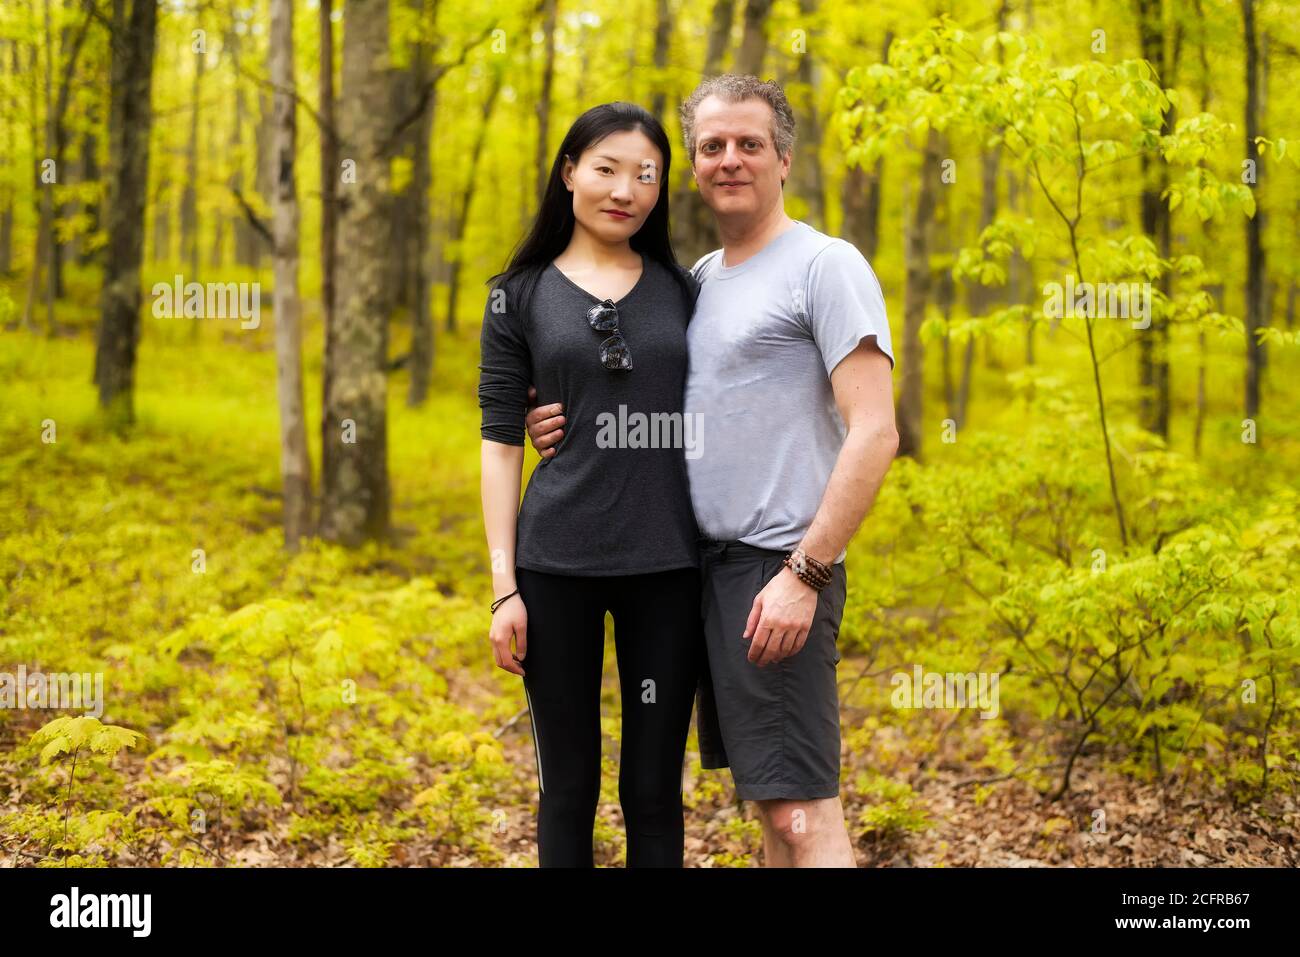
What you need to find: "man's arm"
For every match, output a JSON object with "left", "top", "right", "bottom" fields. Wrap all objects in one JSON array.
[
  {"left": 794, "top": 340, "right": 898, "bottom": 564},
  {"left": 524, "top": 385, "right": 564, "bottom": 458},
  {"left": 743, "top": 339, "right": 897, "bottom": 666}
]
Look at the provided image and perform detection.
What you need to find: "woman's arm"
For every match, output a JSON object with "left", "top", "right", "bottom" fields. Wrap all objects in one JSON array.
[
  {"left": 481, "top": 439, "right": 523, "bottom": 598},
  {"left": 478, "top": 279, "right": 532, "bottom": 675},
  {"left": 481, "top": 440, "right": 528, "bottom": 676}
]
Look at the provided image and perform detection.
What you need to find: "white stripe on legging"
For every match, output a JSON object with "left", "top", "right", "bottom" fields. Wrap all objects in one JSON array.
[{"left": 524, "top": 685, "right": 544, "bottom": 794}]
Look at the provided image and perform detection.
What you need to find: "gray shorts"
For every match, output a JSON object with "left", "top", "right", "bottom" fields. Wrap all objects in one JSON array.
[{"left": 694, "top": 539, "right": 847, "bottom": 801}]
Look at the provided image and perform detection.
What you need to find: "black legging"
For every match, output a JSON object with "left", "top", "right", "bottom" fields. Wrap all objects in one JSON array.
[{"left": 514, "top": 565, "right": 703, "bottom": 867}]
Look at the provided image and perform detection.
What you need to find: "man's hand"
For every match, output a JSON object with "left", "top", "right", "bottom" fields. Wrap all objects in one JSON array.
[
  {"left": 743, "top": 566, "right": 818, "bottom": 667},
  {"left": 524, "top": 385, "right": 565, "bottom": 459}
]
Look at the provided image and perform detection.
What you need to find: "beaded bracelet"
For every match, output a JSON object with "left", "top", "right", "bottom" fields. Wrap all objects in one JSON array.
[{"left": 783, "top": 548, "right": 832, "bottom": 591}]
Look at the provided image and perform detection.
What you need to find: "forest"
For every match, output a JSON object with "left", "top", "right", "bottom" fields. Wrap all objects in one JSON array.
[{"left": 0, "top": 0, "right": 1297, "bottom": 867}]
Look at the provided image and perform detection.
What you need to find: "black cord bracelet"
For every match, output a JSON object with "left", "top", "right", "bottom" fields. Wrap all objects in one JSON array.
[{"left": 490, "top": 589, "right": 519, "bottom": 614}]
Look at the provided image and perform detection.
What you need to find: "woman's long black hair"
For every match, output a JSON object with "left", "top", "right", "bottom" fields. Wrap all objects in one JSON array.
[{"left": 488, "top": 102, "right": 696, "bottom": 316}]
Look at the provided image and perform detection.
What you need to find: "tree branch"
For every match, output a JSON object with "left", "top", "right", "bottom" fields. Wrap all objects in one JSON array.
[{"left": 230, "top": 187, "right": 272, "bottom": 246}]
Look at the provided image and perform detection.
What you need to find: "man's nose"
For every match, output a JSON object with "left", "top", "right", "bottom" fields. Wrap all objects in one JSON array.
[{"left": 720, "top": 144, "right": 743, "bottom": 169}]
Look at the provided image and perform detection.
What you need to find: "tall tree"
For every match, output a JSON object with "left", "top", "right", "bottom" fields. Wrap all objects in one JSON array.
[
  {"left": 319, "top": 0, "right": 339, "bottom": 456},
  {"left": 228, "top": 16, "right": 260, "bottom": 268},
  {"left": 533, "top": 0, "right": 557, "bottom": 205},
  {"left": 0, "top": 41, "right": 14, "bottom": 278},
  {"left": 649, "top": 0, "right": 671, "bottom": 123},
  {"left": 1240, "top": 0, "right": 1265, "bottom": 422},
  {"left": 897, "top": 128, "right": 938, "bottom": 459},
  {"left": 268, "top": 0, "right": 312, "bottom": 547},
  {"left": 1134, "top": 0, "right": 1177, "bottom": 440},
  {"left": 401, "top": 0, "right": 438, "bottom": 407},
  {"left": 840, "top": 30, "right": 891, "bottom": 260},
  {"left": 790, "top": 0, "right": 824, "bottom": 229},
  {"left": 92, "top": 0, "right": 159, "bottom": 428},
  {"left": 446, "top": 69, "right": 504, "bottom": 334},
  {"left": 320, "top": 0, "right": 392, "bottom": 545},
  {"left": 181, "top": 24, "right": 204, "bottom": 337},
  {"left": 736, "top": 0, "right": 773, "bottom": 76}
]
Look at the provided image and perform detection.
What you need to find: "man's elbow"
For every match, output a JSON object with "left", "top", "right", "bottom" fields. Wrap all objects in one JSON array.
[
  {"left": 848, "top": 419, "right": 899, "bottom": 458},
  {"left": 881, "top": 423, "right": 900, "bottom": 459}
]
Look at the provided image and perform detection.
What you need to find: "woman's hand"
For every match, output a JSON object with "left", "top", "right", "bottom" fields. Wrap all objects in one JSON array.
[{"left": 489, "top": 594, "right": 528, "bottom": 676}]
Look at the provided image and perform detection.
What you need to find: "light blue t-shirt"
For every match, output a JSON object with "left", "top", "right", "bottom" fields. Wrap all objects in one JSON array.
[{"left": 683, "top": 220, "right": 895, "bottom": 562}]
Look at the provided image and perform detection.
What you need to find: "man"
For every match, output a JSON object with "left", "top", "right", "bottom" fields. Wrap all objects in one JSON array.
[{"left": 525, "top": 75, "right": 897, "bottom": 867}]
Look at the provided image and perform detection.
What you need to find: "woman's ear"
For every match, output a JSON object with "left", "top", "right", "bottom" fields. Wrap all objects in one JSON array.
[{"left": 561, "top": 154, "right": 575, "bottom": 192}]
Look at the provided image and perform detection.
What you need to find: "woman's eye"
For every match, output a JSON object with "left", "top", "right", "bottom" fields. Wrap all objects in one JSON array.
[{"left": 596, "top": 166, "right": 613, "bottom": 174}]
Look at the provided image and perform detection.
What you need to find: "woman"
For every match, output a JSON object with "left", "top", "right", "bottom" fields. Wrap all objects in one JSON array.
[{"left": 478, "top": 103, "right": 702, "bottom": 867}]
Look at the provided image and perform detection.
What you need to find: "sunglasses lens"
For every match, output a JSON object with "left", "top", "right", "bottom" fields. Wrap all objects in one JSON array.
[
  {"left": 600, "top": 334, "right": 632, "bottom": 370},
  {"left": 587, "top": 301, "right": 619, "bottom": 331}
]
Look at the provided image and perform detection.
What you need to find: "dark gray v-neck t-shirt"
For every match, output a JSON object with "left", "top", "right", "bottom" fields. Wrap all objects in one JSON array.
[{"left": 478, "top": 253, "right": 702, "bottom": 576}]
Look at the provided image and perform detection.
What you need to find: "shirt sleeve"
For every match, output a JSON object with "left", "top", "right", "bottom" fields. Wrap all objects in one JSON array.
[
  {"left": 803, "top": 239, "right": 895, "bottom": 375},
  {"left": 477, "top": 281, "right": 531, "bottom": 446}
]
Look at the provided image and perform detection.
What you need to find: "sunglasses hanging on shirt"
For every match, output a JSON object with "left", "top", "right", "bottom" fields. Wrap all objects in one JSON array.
[{"left": 586, "top": 299, "right": 633, "bottom": 371}]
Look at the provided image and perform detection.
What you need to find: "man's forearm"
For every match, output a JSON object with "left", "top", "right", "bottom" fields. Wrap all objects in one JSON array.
[{"left": 795, "top": 423, "right": 898, "bottom": 565}]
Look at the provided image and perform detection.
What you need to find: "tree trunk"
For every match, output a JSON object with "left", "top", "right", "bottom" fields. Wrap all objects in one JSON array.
[
  {"left": 446, "top": 72, "right": 504, "bottom": 333},
  {"left": 791, "top": 0, "right": 824, "bottom": 230},
  {"left": 387, "top": 64, "right": 416, "bottom": 315},
  {"left": 45, "top": 0, "right": 94, "bottom": 302},
  {"left": 405, "top": 8, "right": 436, "bottom": 407},
  {"left": 25, "top": 0, "right": 56, "bottom": 333},
  {"left": 320, "top": 0, "right": 392, "bottom": 546},
  {"left": 897, "top": 128, "right": 938, "bottom": 460},
  {"left": 19, "top": 37, "right": 40, "bottom": 331},
  {"left": 533, "top": 0, "right": 557, "bottom": 205},
  {"left": 319, "top": 0, "right": 339, "bottom": 447},
  {"left": 229, "top": 22, "right": 259, "bottom": 268},
  {"left": 253, "top": 88, "right": 273, "bottom": 269},
  {"left": 1241, "top": 0, "right": 1264, "bottom": 422},
  {"left": 43, "top": 0, "right": 56, "bottom": 329},
  {"left": 650, "top": 0, "right": 671, "bottom": 123},
  {"left": 0, "top": 41, "right": 13, "bottom": 278},
  {"left": 93, "top": 0, "right": 159, "bottom": 428},
  {"left": 182, "top": 36, "right": 204, "bottom": 337},
  {"left": 74, "top": 124, "right": 99, "bottom": 268},
  {"left": 838, "top": 31, "right": 890, "bottom": 258},
  {"left": 736, "top": 0, "right": 773, "bottom": 76},
  {"left": 704, "top": 0, "right": 734, "bottom": 74},
  {"left": 1134, "top": 0, "right": 1174, "bottom": 440},
  {"left": 152, "top": 177, "right": 171, "bottom": 263},
  {"left": 269, "top": 0, "right": 313, "bottom": 548}
]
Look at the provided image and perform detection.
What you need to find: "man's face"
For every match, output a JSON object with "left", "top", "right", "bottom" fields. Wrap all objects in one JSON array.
[{"left": 690, "top": 95, "right": 791, "bottom": 221}]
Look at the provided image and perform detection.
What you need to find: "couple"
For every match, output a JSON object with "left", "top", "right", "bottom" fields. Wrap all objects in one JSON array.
[{"left": 478, "top": 74, "right": 897, "bottom": 868}]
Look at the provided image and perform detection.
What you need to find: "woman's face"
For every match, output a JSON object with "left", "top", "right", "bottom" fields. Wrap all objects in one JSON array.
[{"left": 561, "top": 129, "right": 663, "bottom": 245}]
